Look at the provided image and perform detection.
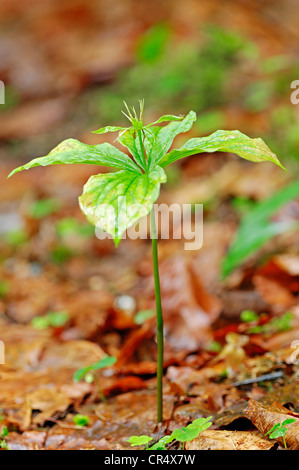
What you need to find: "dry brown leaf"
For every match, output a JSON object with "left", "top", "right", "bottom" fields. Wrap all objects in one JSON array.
[
  {"left": 26, "top": 388, "right": 70, "bottom": 426},
  {"left": 38, "top": 340, "right": 106, "bottom": 370},
  {"left": 253, "top": 260, "right": 299, "bottom": 310},
  {"left": 245, "top": 399, "right": 299, "bottom": 449},
  {"left": 93, "top": 390, "right": 174, "bottom": 447}
]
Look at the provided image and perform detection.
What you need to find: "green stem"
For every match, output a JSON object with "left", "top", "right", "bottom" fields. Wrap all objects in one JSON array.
[
  {"left": 150, "top": 207, "right": 164, "bottom": 423},
  {"left": 94, "top": 374, "right": 106, "bottom": 402}
]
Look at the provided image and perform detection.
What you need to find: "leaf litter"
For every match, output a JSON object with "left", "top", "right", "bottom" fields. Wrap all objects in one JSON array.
[
  {"left": 1, "top": 0, "right": 299, "bottom": 450},
  {"left": 1, "top": 157, "right": 299, "bottom": 449}
]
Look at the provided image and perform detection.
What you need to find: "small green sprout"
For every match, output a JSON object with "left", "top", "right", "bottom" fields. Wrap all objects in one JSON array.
[
  {"left": 4, "top": 229, "right": 28, "bottom": 247},
  {"left": 73, "top": 414, "right": 89, "bottom": 427},
  {"left": 73, "top": 355, "right": 117, "bottom": 402},
  {"left": 31, "top": 311, "right": 69, "bottom": 329},
  {"left": 127, "top": 435, "right": 153, "bottom": 450},
  {"left": 265, "top": 418, "right": 296, "bottom": 449},
  {"left": 134, "top": 309, "right": 155, "bottom": 325},
  {"left": 28, "top": 198, "right": 60, "bottom": 219},
  {"left": 0, "top": 280, "right": 9, "bottom": 299},
  {"left": 247, "top": 312, "right": 293, "bottom": 335},
  {"left": 240, "top": 310, "right": 259, "bottom": 323},
  {"left": 0, "top": 440, "right": 9, "bottom": 450},
  {"left": 148, "top": 435, "right": 174, "bottom": 450},
  {"left": 205, "top": 340, "right": 222, "bottom": 353},
  {"left": 56, "top": 217, "right": 94, "bottom": 239},
  {"left": 170, "top": 427, "right": 200, "bottom": 449}
]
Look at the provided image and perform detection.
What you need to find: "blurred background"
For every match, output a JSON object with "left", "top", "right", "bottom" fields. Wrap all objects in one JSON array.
[{"left": 1, "top": 0, "right": 299, "bottom": 446}]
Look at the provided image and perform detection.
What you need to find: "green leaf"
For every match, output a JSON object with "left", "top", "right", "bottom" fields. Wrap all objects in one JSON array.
[
  {"left": 149, "top": 435, "right": 174, "bottom": 450},
  {"left": 73, "top": 414, "right": 89, "bottom": 426},
  {"left": 222, "top": 180, "right": 299, "bottom": 278},
  {"left": 47, "top": 311, "right": 70, "bottom": 328},
  {"left": 136, "top": 23, "right": 170, "bottom": 63},
  {"left": 282, "top": 418, "right": 296, "bottom": 426},
  {"left": 134, "top": 309, "right": 155, "bottom": 325},
  {"left": 265, "top": 423, "right": 280, "bottom": 436},
  {"left": 117, "top": 112, "right": 196, "bottom": 171},
  {"left": 1, "top": 427, "right": 9, "bottom": 438},
  {"left": 240, "top": 310, "right": 259, "bottom": 323},
  {"left": 56, "top": 217, "right": 94, "bottom": 239},
  {"left": 148, "top": 111, "right": 197, "bottom": 169},
  {"left": 79, "top": 166, "right": 166, "bottom": 244},
  {"left": 268, "top": 428, "right": 287, "bottom": 439},
  {"left": 28, "top": 198, "right": 60, "bottom": 219},
  {"left": 170, "top": 426, "right": 200, "bottom": 443},
  {"left": 8, "top": 138, "right": 140, "bottom": 178},
  {"left": 0, "top": 440, "right": 9, "bottom": 450},
  {"left": 92, "top": 125, "right": 127, "bottom": 134},
  {"left": 159, "top": 129, "right": 285, "bottom": 170},
  {"left": 73, "top": 355, "right": 117, "bottom": 383},
  {"left": 127, "top": 435, "right": 153, "bottom": 447},
  {"left": 117, "top": 128, "right": 146, "bottom": 170},
  {"left": 150, "top": 114, "right": 185, "bottom": 125},
  {"left": 0, "top": 280, "right": 9, "bottom": 299},
  {"left": 187, "top": 416, "right": 213, "bottom": 433}
]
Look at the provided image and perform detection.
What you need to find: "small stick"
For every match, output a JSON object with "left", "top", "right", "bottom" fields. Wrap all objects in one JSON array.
[{"left": 231, "top": 371, "right": 284, "bottom": 387}]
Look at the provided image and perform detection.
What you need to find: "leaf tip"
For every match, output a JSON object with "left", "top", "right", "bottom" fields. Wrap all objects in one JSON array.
[{"left": 114, "top": 237, "right": 122, "bottom": 247}]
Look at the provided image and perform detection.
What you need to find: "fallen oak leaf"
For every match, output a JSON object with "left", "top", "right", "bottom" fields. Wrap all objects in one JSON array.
[{"left": 245, "top": 399, "right": 299, "bottom": 449}]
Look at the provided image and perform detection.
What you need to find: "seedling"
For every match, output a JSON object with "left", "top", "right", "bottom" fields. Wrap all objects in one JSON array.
[
  {"left": 0, "top": 280, "right": 9, "bottom": 299},
  {"left": 31, "top": 311, "right": 69, "bottom": 330},
  {"left": 0, "top": 426, "right": 9, "bottom": 450},
  {"left": 8, "top": 100, "right": 284, "bottom": 423},
  {"left": 170, "top": 416, "right": 213, "bottom": 450},
  {"left": 265, "top": 418, "right": 296, "bottom": 449},
  {"left": 240, "top": 310, "right": 259, "bottom": 323},
  {"left": 246, "top": 311, "right": 293, "bottom": 335},
  {"left": 73, "top": 355, "right": 117, "bottom": 402},
  {"left": 128, "top": 416, "right": 213, "bottom": 450},
  {"left": 28, "top": 198, "right": 60, "bottom": 219},
  {"left": 134, "top": 309, "right": 155, "bottom": 325}
]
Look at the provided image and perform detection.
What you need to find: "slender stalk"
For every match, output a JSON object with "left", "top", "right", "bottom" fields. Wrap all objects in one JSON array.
[
  {"left": 138, "top": 127, "right": 163, "bottom": 422},
  {"left": 94, "top": 374, "right": 106, "bottom": 402},
  {"left": 150, "top": 207, "right": 164, "bottom": 423}
]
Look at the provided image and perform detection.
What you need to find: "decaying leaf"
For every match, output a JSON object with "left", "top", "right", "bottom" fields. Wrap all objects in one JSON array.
[
  {"left": 185, "top": 429, "right": 275, "bottom": 450},
  {"left": 245, "top": 399, "right": 299, "bottom": 449}
]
